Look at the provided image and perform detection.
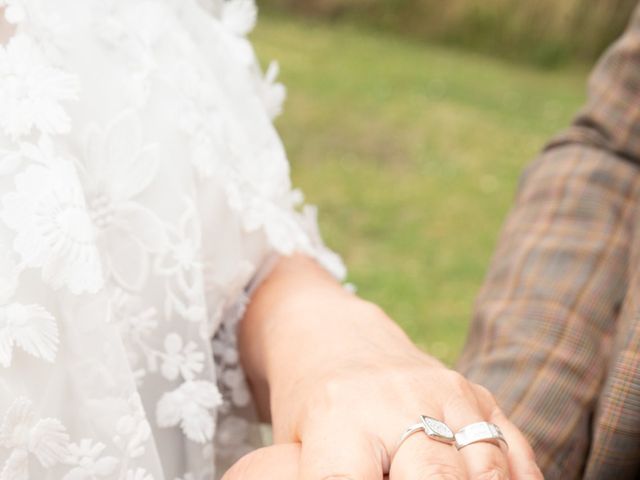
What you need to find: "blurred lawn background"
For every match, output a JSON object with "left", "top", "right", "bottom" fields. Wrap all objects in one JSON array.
[{"left": 251, "top": 1, "right": 635, "bottom": 364}]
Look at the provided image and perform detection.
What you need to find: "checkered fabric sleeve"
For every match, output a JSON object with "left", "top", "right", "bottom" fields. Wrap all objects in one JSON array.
[{"left": 458, "top": 3, "right": 640, "bottom": 478}]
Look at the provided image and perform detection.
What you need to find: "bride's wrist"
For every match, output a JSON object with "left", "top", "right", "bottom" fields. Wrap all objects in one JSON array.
[
  {"left": 238, "top": 254, "right": 438, "bottom": 416},
  {"left": 263, "top": 296, "right": 431, "bottom": 392}
]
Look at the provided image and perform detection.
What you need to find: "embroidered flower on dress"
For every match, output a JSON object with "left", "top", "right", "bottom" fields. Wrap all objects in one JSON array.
[
  {"left": 225, "top": 174, "right": 313, "bottom": 254},
  {"left": 0, "top": 145, "right": 22, "bottom": 176},
  {"left": 257, "top": 61, "right": 286, "bottom": 120},
  {"left": 0, "top": 302, "right": 58, "bottom": 367},
  {"left": 221, "top": 0, "right": 257, "bottom": 36},
  {"left": 0, "top": 1, "right": 347, "bottom": 478},
  {"left": 0, "top": 35, "right": 78, "bottom": 139},
  {"left": 216, "top": 416, "right": 250, "bottom": 450},
  {"left": 107, "top": 286, "right": 159, "bottom": 385},
  {"left": 216, "top": 0, "right": 256, "bottom": 67},
  {"left": 0, "top": 242, "right": 19, "bottom": 303},
  {"left": 95, "top": 2, "right": 174, "bottom": 107},
  {"left": 63, "top": 439, "right": 119, "bottom": 480},
  {"left": 113, "top": 393, "right": 152, "bottom": 459},
  {"left": 156, "top": 380, "right": 223, "bottom": 444},
  {"left": 0, "top": 397, "right": 69, "bottom": 478},
  {"left": 1, "top": 0, "right": 26, "bottom": 24},
  {"left": 297, "top": 205, "right": 347, "bottom": 280},
  {"left": 80, "top": 111, "right": 167, "bottom": 291},
  {"left": 110, "top": 287, "right": 159, "bottom": 339},
  {"left": 155, "top": 199, "right": 207, "bottom": 326},
  {"left": 218, "top": 0, "right": 286, "bottom": 119},
  {"left": 161, "top": 333, "right": 205, "bottom": 381},
  {"left": 1, "top": 0, "right": 70, "bottom": 62},
  {"left": 177, "top": 96, "right": 229, "bottom": 178},
  {"left": 0, "top": 162, "right": 104, "bottom": 294},
  {"left": 0, "top": 132, "right": 67, "bottom": 178},
  {"left": 221, "top": 366, "right": 251, "bottom": 408}
]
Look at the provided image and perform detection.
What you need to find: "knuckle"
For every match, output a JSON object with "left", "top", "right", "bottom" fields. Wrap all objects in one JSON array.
[
  {"left": 521, "top": 465, "right": 544, "bottom": 480},
  {"left": 489, "top": 404, "right": 505, "bottom": 422},
  {"left": 300, "top": 375, "right": 351, "bottom": 420},
  {"left": 419, "top": 462, "right": 465, "bottom": 480},
  {"left": 316, "top": 375, "right": 351, "bottom": 410},
  {"left": 473, "top": 384, "right": 496, "bottom": 405},
  {"left": 297, "top": 377, "right": 358, "bottom": 433},
  {"left": 522, "top": 443, "right": 537, "bottom": 463},
  {"left": 445, "top": 370, "right": 473, "bottom": 396},
  {"left": 323, "top": 375, "right": 349, "bottom": 397},
  {"left": 517, "top": 455, "right": 543, "bottom": 479},
  {"left": 475, "top": 465, "right": 509, "bottom": 480}
]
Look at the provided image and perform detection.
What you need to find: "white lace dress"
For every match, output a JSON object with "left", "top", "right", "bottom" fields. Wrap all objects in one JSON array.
[{"left": 0, "top": 0, "right": 345, "bottom": 478}]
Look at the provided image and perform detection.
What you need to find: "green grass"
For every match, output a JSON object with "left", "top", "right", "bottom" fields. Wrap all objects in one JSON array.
[
  {"left": 251, "top": 14, "right": 587, "bottom": 364},
  {"left": 259, "top": 0, "right": 637, "bottom": 68}
]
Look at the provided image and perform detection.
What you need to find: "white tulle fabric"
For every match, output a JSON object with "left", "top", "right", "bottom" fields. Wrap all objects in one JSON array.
[{"left": 0, "top": 0, "right": 345, "bottom": 478}]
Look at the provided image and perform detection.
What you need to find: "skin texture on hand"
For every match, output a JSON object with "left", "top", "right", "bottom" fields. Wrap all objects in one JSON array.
[
  {"left": 221, "top": 443, "right": 391, "bottom": 480},
  {"left": 236, "top": 255, "right": 542, "bottom": 479}
]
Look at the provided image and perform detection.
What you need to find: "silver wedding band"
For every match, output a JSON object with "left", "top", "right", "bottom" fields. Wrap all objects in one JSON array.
[{"left": 454, "top": 421, "right": 508, "bottom": 451}]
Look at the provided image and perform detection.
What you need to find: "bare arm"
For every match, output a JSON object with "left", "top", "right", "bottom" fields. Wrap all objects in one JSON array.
[
  {"left": 239, "top": 254, "right": 418, "bottom": 424},
  {"left": 236, "top": 254, "right": 541, "bottom": 479}
]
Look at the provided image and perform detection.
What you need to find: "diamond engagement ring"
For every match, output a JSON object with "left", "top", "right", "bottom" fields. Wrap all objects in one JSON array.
[
  {"left": 397, "top": 415, "right": 455, "bottom": 451},
  {"left": 454, "top": 421, "right": 508, "bottom": 451}
]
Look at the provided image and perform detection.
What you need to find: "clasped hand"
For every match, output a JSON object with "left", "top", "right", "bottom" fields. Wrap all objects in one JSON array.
[{"left": 225, "top": 257, "right": 542, "bottom": 479}]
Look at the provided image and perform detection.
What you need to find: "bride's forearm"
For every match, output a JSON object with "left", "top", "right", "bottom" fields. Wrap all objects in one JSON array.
[
  {"left": 238, "top": 254, "right": 430, "bottom": 421},
  {"left": 237, "top": 256, "right": 540, "bottom": 479}
]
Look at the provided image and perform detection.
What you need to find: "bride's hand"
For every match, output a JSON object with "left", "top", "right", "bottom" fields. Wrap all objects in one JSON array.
[
  {"left": 279, "top": 346, "right": 539, "bottom": 479},
  {"left": 240, "top": 256, "right": 543, "bottom": 479},
  {"left": 271, "top": 310, "right": 540, "bottom": 479}
]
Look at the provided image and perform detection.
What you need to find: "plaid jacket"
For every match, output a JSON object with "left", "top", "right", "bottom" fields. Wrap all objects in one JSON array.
[{"left": 457, "top": 5, "right": 640, "bottom": 479}]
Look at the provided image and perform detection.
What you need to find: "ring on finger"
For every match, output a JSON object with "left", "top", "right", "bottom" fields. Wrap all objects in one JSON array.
[
  {"left": 397, "top": 415, "right": 455, "bottom": 451},
  {"left": 454, "top": 421, "right": 508, "bottom": 451}
]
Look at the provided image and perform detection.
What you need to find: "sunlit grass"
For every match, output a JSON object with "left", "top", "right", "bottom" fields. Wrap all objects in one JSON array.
[{"left": 252, "top": 13, "right": 587, "bottom": 364}]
